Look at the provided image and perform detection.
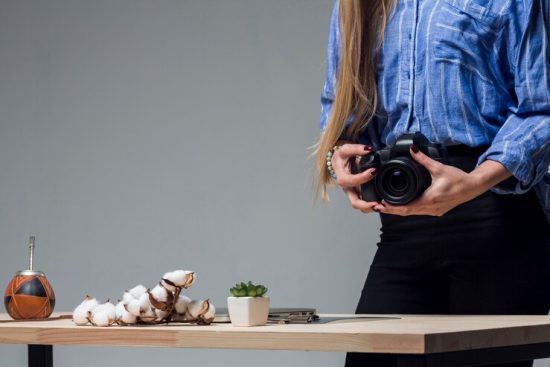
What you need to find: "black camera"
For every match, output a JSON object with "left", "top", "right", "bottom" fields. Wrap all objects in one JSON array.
[{"left": 357, "top": 132, "right": 446, "bottom": 205}]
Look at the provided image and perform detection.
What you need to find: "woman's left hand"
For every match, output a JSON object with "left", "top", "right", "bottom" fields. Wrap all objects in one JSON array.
[{"left": 373, "top": 145, "right": 511, "bottom": 217}]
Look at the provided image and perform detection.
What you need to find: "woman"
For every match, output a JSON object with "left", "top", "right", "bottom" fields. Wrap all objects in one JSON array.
[{"left": 315, "top": 1, "right": 550, "bottom": 366}]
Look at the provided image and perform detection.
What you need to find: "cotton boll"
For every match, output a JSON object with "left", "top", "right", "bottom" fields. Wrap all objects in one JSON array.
[
  {"left": 148, "top": 284, "right": 173, "bottom": 311},
  {"left": 161, "top": 271, "right": 175, "bottom": 283},
  {"left": 123, "top": 285, "right": 147, "bottom": 306},
  {"left": 115, "top": 301, "right": 126, "bottom": 318},
  {"left": 116, "top": 301, "right": 137, "bottom": 325},
  {"left": 126, "top": 299, "right": 142, "bottom": 316},
  {"left": 139, "top": 307, "right": 156, "bottom": 323},
  {"left": 154, "top": 308, "right": 168, "bottom": 322},
  {"left": 91, "top": 310, "right": 111, "bottom": 327},
  {"left": 185, "top": 299, "right": 208, "bottom": 320},
  {"left": 90, "top": 302, "right": 116, "bottom": 326},
  {"left": 172, "top": 270, "right": 195, "bottom": 288},
  {"left": 184, "top": 299, "right": 215, "bottom": 324},
  {"left": 126, "top": 292, "right": 150, "bottom": 316},
  {"left": 160, "top": 278, "right": 176, "bottom": 292},
  {"left": 128, "top": 285, "right": 147, "bottom": 299},
  {"left": 162, "top": 270, "right": 195, "bottom": 289},
  {"left": 150, "top": 284, "right": 169, "bottom": 302},
  {"left": 80, "top": 295, "right": 99, "bottom": 311},
  {"left": 102, "top": 302, "right": 117, "bottom": 320},
  {"left": 122, "top": 313, "right": 137, "bottom": 325},
  {"left": 73, "top": 295, "right": 99, "bottom": 326},
  {"left": 174, "top": 294, "right": 191, "bottom": 315},
  {"left": 72, "top": 304, "right": 90, "bottom": 326},
  {"left": 122, "top": 291, "right": 134, "bottom": 304},
  {"left": 90, "top": 302, "right": 116, "bottom": 327},
  {"left": 138, "top": 292, "right": 150, "bottom": 310},
  {"left": 96, "top": 302, "right": 116, "bottom": 321},
  {"left": 202, "top": 302, "right": 216, "bottom": 323}
]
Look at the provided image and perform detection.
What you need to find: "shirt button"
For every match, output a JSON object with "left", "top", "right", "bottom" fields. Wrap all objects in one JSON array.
[
  {"left": 407, "top": 71, "right": 410, "bottom": 79},
  {"left": 408, "top": 34, "right": 412, "bottom": 40}
]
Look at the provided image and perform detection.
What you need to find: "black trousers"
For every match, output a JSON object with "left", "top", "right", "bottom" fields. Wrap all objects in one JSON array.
[{"left": 345, "top": 148, "right": 550, "bottom": 367}]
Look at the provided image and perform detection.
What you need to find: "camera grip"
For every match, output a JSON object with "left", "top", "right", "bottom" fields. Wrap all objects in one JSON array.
[
  {"left": 358, "top": 153, "right": 381, "bottom": 203},
  {"left": 360, "top": 181, "right": 380, "bottom": 202}
]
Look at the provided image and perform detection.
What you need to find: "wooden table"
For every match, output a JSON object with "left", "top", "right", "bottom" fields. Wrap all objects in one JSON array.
[{"left": 3, "top": 313, "right": 550, "bottom": 367}]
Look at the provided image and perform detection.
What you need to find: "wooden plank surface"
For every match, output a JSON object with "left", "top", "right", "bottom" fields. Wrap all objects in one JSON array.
[{"left": 1, "top": 313, "right": 550, "bottom": 354}]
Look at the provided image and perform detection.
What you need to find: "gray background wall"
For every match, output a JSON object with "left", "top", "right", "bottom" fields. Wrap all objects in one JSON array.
[
  {"left": 0, "top": 0, "right": 382, "bottom": 366},
  {"left": 0, "top": 1, "right": 546, "bottom": 367}
]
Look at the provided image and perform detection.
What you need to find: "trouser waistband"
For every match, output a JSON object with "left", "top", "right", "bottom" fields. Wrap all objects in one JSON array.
[{"left": 443, "top": 144, "right": 489, "bottom": 157}]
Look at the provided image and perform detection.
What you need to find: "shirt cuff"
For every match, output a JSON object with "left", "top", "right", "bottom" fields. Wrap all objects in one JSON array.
[{"left": 476, "top": 142, "right": 532, "bottom": 194}]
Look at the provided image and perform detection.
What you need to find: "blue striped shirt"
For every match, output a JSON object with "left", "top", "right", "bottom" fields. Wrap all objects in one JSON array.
[{"left": 320, "top": 0, "right": 550, "bottom": 221}]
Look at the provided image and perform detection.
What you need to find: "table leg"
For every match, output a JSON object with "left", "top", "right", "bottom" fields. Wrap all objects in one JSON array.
[{"left": 28, "top": 345, "right": 53, "bottom": 367}]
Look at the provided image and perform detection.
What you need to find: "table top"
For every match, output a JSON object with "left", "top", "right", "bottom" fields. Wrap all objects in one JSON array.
[{"left": 2, "top": 313, "right": 550, "bottom": 354}]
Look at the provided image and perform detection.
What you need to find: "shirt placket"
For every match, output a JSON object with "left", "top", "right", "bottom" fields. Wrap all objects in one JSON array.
[
  {"left": 407, "top": 0, "right": 420, "bottom": 133},
  {"left": 397, "top": 0, "right": 420, "bottom": 138}
]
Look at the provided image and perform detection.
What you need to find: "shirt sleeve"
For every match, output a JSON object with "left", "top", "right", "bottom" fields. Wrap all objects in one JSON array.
[
  {"left": 319, "top": 1, "right": 340, "bottom": 133},
  {"left": 476, "top": 0, "right": 550, "bottom": 194}
]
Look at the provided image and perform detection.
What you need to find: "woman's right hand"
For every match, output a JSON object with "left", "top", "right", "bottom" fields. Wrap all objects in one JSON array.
[{"left": 331, "top": 143, "right": 380, "bottom": 213}]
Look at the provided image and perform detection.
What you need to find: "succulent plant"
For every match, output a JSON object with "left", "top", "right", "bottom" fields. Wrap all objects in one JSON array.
[{"left": 230, "top": 281, "right": 268, "bottom": 297}]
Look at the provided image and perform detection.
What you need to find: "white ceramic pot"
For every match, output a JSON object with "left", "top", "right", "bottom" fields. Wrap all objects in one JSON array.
[{"left": 227, "top": 296, "right": 270, "bottom": 326}]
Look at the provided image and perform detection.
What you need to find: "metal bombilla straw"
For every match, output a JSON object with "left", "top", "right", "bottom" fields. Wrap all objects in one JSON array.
[
  {"left": 28, "top": 236, "right": 35, "bottom": 271},
  {"left": 18, "top": 236, "right": 44, "bottom": 276}
]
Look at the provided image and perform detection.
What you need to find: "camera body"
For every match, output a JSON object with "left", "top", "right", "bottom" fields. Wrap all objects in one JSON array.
[{"left": 357, "top": 133, "right": 446, "bottom": 205}]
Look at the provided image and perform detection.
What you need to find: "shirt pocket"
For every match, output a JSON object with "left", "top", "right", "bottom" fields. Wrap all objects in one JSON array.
[{"left": 432, "top": 0, "right": 503, "bottom": 83}]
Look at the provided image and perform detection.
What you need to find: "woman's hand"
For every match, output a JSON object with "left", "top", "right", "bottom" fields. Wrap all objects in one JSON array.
[
  {"left": 373, "top": 145, "right": 512, "bottom": 216},
  {"left": 331, "top": 142, "right": 380, "bottom": 213}
]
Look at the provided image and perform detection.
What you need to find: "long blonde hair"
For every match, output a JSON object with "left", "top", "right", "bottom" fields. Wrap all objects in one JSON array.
[{"left": 314, "top": 0, "right": 395, "bottom": 199}]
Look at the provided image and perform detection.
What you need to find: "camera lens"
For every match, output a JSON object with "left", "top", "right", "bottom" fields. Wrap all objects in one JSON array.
[
  {"left": 379, "top": 165, "right": 414, "bottom": 200},
  {"left": 375, "top": 158, "right": 430, "bottom": 205},
  {"left": 387, "top": 169, "right": 409, "bottom": 194}
]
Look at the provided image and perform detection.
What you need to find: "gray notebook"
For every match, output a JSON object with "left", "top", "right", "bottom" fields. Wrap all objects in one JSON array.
[{"left": 214, "top": 307, "right": 318, "bottom": 324}]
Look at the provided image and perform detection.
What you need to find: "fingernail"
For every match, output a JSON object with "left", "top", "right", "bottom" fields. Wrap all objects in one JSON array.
[
  {"left": 410, "top": 144, "right": 419, "bottom": 153},
  {"left": 364, "top": 145, "right": 373, "bottom": 151},
  {"left": 370, "top": 168, "right": 378, "bottom": 175}
]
